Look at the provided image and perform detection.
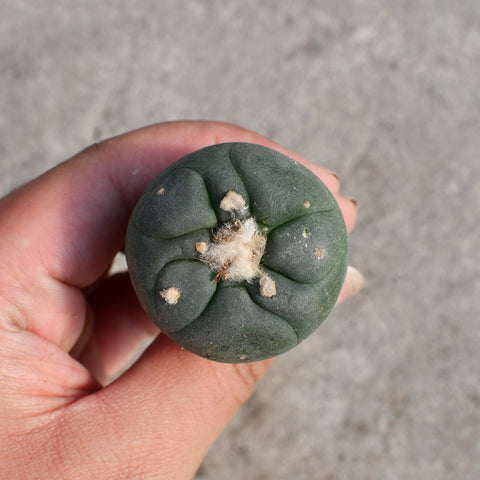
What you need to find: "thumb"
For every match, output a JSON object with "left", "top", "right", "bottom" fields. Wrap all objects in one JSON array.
[{"left": 58, "top": 335, "right": 272, "bottom": 479}]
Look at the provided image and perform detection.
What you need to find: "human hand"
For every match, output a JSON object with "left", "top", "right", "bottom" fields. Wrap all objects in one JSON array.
[{"left": 0, "top": 121, "right": 360, "bottom": 479}]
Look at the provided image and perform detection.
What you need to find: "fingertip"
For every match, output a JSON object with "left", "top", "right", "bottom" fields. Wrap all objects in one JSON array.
[
  {"left": 336, "top": 195, "right": 359, "bottom": 234},
  {"left": 336, "top": 265, "right": 365, "bottom": 304}
]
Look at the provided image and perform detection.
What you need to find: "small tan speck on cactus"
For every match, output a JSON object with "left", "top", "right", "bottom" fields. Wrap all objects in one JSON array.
[{"left": 160, "top": 287, "right": 180, "bottom": 305}]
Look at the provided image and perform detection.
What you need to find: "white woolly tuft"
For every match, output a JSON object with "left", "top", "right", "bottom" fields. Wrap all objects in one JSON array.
[
  {"left": 219, "top": 190, "right": 247, "bottom": 212},
  {"left": 259, "top": 274, "right": 277, "bottom": 297},
  {"left": 160, "top": 287, "right": 181, "bottom": 305},
  {"left": 202, "top": 217, "right": 266, "bottom": 282}
]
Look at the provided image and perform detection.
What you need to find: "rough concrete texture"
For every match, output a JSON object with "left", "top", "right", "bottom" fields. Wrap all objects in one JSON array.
[{"left": 1, "top": 1, "right": 479, "bottom": 479}]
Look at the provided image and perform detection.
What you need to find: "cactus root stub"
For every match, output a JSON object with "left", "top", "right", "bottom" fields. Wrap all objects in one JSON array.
[{"left": 125, "top": 143, "right": 348, "bottom": 363}]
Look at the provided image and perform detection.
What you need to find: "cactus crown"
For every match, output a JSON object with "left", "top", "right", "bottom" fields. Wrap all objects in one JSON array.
[{"left": 196, "top": 191, "right": 276, "bottom": 297}]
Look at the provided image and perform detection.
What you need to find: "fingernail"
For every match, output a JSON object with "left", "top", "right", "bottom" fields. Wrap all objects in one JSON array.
[
  {"left": 346, "top": 196, "right": 358, "bottom": 208},
  {"left": 326, "top": 169, "right": 341, "bottom": 181},
  {"left": 345, "top": 265, "right": 365, "bottom": 296}
]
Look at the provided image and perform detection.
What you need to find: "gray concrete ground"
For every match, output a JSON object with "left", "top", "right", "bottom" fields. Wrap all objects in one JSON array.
[{"left": 1, "top": 1, "right": 479, "bottom": 479}]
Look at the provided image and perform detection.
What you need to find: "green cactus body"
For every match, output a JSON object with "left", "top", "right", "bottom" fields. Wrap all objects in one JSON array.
[{"left": 125, "top": 143, "right": 348, "bottom": 363}]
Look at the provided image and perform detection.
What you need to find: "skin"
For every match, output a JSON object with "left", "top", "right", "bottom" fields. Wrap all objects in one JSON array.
[{"left": 0, "top": 121, "right": 358, "bottom": 479}]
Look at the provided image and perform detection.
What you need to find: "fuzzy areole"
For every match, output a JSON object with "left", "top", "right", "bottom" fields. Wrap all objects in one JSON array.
[
  {"left": 126, "top": 143, "right": 348, "bottom": 363},
  {"left": 197, "top": 191, "right": 276, "bottom": 297}
]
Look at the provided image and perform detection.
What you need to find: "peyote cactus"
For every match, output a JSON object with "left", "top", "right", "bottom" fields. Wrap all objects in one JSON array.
[{"left": 125, "top": 143, "right": 347, "bottom": 363}]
